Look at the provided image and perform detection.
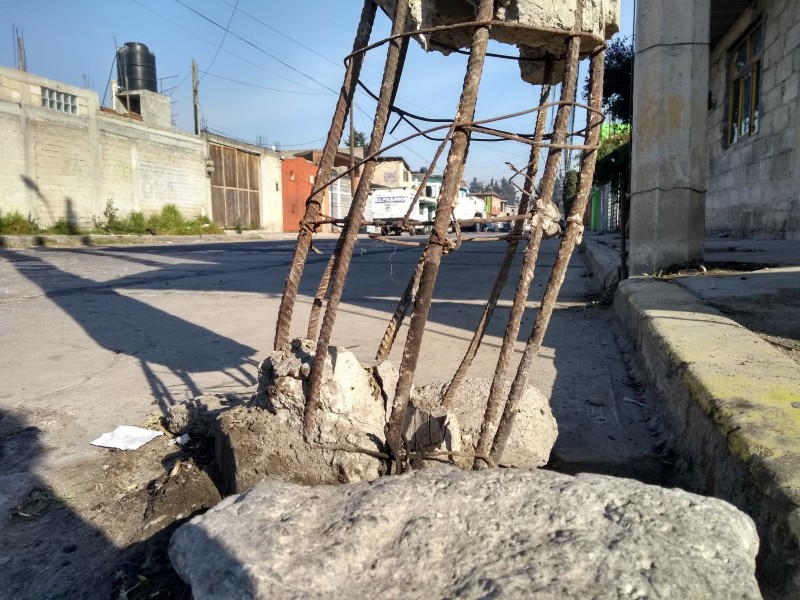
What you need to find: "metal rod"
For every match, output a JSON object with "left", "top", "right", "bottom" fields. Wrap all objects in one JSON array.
[
  {"left": 303, "top": 0, "right": 412, "bottom": 440},
  {"left": 492, "top": 47, "right": 606, "bottom": 462},
  {"left": 273, "top": 0, "right": 376, "bottom": 351},
  {"left": 473, "top": 37, "right": 582, "bottom": 467},
  {"left": 306, "top": 255, "right": 334, "bottom": 341},
  {"left": 385, "top": 0, "right": 496, "bottom": 471},
  {"left": 375, "top": 249, "right": 427, "bottom": 362},
  {"left": 373, "top": 123, "right": 457, "bottom": 360},
  {"left": 443, "top": 59, "right": 554, "bottom": 409}
]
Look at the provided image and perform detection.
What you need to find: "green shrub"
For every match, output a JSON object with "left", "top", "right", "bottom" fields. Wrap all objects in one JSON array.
[
  {"left": 0, "top": 211, "right": 40, "bottom": 235},
  {"left": 47, "top": 218, "right": 83, "bottom": 235}
]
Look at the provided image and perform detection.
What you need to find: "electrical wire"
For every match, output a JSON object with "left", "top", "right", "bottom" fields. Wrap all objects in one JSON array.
[
  {"left": 172, "top": 0, "right": 340, "bottom": 95},
  {"left": 199, "top": 71, "right": 333, "bottom": 95},
  {"left": 217, "top": 0, "right": 342, "bottom": 70},
  {"left": 126, "top": 0, "right": 315, "bottom": 91},
  {"left": 199, "top": 0, "right": 239, "bottom": 83}
]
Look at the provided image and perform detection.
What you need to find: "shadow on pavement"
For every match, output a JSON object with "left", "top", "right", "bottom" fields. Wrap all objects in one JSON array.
[{"left": 3, "top": 249, "right": 258, "bottom": 415}]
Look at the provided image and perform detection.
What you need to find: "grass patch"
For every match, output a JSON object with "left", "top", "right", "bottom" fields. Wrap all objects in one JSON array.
[
  {"left": 2, "top": 203, "right": 222, "bottom": 237},
  {"left": 0, "top": 210, "right": 40, "bottom": 235},
  {"left": 94, "top": 202, "right": 222, "bottom": 236}
]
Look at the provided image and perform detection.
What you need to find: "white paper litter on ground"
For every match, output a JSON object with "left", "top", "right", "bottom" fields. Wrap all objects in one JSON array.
[{"left": 91, "top": 426, "right": 163, "bottom": 450}]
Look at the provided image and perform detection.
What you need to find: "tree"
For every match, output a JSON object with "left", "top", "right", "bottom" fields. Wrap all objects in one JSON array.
[
  {"left": 585, "top": 38, "right": 633, "bottom": 124},
  {"left": 344, "top": 131, "right": 367, "bottom": 148},
  {"left": 496, "top": 177, "right": 517, "bottom": 205},
  {"left": 468, "top": 177, "right": 486, "bottom": 194},
  {"left": 594, "top": 127, "right": 630, "bottom": 195},
  {"left": 562, "top": 169, "right": 579, "bottom": 217},
  {"left": 586, "top": 39, "right": 633, "bottom": 201}
]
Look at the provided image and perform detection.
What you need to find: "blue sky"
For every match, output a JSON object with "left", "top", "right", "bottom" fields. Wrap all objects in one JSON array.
[{"left": 2, "top": 1, "right": 634, "bottom": 184}]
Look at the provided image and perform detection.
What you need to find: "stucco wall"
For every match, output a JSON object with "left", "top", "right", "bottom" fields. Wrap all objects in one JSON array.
[
  {"left": 706, "top": 0, "right": 800, "bottom": 239},
  {"left": 0, "top": 66, "right": 208, "bottom": 228}
]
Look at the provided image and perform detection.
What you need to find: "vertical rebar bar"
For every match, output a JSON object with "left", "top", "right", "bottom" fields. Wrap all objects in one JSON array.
[
  {"left": 304, "top": 0, "right": 412, "bottom": 439},
  {"left": 274, "top": 0, "right": 376, "bottom": 351},
  {"left": 385, "top": 0, "right": 496, "bottom": 470},
  {"left": 306, "top": 24, "right": 413, "bottom": 344},
  {"left": 442, "top": 59, "right": 554, "bottom": 409},
  {"left": 306, "top": 256, "right": 334, "bottom": 340},
  {"left": 375, "top": 122, "right": 456, "bottom": 361},
  {"left": 375, "top": 248, "right": 427, "bottom": 362},
  {"left": 472, "top": 38, "right": 582, "bottom": 466},
  {"left": 491, "top": 48, "right": 605, "bottom": 462}
]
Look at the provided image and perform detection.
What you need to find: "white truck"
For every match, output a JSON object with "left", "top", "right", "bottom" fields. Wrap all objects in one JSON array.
[
  {"left": 367, "top": 187, "right": 437, "bottom": 235},
  {"left": 452, "top": 194, "right": 487, "bottom": 231}
]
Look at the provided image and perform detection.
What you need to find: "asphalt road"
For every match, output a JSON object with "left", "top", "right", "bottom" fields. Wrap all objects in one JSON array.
[
  {"left": 1, "top": 235, "right": 660, "bottom": 482},
  {"left": 0, "top": 234, "right": 665, "bottom": 598}
]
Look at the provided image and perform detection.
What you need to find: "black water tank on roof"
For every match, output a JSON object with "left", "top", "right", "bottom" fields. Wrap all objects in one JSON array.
[{"left": 117, "top": 42, "right": 157, "bottom": 92}]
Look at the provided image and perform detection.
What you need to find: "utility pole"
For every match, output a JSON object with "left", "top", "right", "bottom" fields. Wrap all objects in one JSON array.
[
  {"left": 192, "top": 59, "right": 199, "bottom": 135},
  {"left": 15, "top": 26, "right": 26, "bottom": 71}
]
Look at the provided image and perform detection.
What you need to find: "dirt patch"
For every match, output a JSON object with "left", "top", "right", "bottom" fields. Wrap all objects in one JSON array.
[{"left": 1, "top": 408, "right": 222, "bottom": 599}]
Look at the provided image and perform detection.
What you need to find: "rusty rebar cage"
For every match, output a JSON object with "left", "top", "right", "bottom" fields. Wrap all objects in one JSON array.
[{"left": 274, "top": 0, "right": 607, "bottom": 472}]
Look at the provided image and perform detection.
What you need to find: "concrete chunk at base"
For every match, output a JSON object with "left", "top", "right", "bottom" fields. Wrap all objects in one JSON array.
[{"left": 169, "top": 468, "right": 761, "bottom": 600}]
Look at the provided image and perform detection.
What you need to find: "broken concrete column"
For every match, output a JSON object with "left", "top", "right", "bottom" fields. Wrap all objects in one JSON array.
[
  {"left": 414, "top": 377, "right": 558, "bottom": 468},
  {"left": 170, "top": 469, "right": 762, "bottom": 600},
  {"left": 373, "top": 0, "right": 620, "bottom": 83},
  {"left": 629, "top": 0, "right": 709, "bottom": 274},
  {"left": 216, "top": 339, "right": 388, "bottom": 493}
]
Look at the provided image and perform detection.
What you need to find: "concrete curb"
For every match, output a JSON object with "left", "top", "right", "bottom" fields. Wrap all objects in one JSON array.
[
  {"left": 614, "top": 278, "right": 800, "bottom": 597},
  {"left": 581, "top": 236, "right": 621, "bottom": 290},
  {"left": 0, "top": 232, "right": 334, "bottom": 249}
]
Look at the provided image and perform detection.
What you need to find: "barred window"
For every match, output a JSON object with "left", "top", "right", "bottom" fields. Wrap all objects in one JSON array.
[
  {"left": 41, "top": 87, "right": 78, "bottom": 114},
  {"left": 728, "top": 23, "right": 763, "bottom": 145}
]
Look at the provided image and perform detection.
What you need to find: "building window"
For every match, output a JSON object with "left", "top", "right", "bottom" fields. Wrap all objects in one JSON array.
[
  {"left": 41, "top": 87, "right": 78, "bottom": 114},
  {"left": 728, "top": 22, "right": 763, "bottom": 145}
]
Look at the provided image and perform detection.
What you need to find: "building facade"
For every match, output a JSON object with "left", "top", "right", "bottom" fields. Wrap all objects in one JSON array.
[
  {"left": 0, "top": 66, "right": 208, "bottom": 228},
  {"left": 630, "top": 0, "right": 799, "bottom": 274},
  {"left": 705, "top": 0, "right": 799, "bottom": 238}
]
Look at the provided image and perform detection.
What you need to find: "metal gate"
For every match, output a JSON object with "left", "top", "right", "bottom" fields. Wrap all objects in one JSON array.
[{"left": 209, "top": 143, "right": 261, "bottom": 229}]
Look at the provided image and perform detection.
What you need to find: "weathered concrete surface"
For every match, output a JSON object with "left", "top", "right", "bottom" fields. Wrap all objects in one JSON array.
[
  {"left": 414, "top": 378, "right": 557, "bottom": 468},
  {"left": 165, "top": 392, "right": 248, "bottom": 437},
  {"left": 169, "top": 468, "right": 761, "bottom": 600},
  {"left": 0, "top": 236, "right": 657, "bottom": 598},
  {"left": 613, "top": 277, "right": 800, "bottom": 598},
  {"left": 629, "top": 0, "right": 709, "bottom": 274},
  {"left": 217, "top": 339, "right": 388, "bottom": 491},
  {"left": 373, "top": 0, "right": 619, "bottom": 83}
]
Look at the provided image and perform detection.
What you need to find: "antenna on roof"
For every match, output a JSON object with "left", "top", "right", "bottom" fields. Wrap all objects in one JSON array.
[{"left": 13, "top": 25, "right": 26, "bottom": 71}]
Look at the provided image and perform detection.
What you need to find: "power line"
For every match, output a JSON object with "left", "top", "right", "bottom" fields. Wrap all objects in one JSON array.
[
  {"left": 172, "top": 0, "right": 339, "bottom": 95},
  {"left": 126, "top": 0, "right": 317, "bottom": 92},
  {"left": 198, "top": 0, "right": 239, "bottom": 83},
  {"left": 217, "top": 0, "right": 342, "bottom": 70},
  {"left": 200, "top": 71, "right": 332, "bottom": 95}
]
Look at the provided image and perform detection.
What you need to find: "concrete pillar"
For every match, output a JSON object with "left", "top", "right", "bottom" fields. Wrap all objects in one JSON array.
[{"left": 629, "top": 0, "right": 709, "bottom": 274}]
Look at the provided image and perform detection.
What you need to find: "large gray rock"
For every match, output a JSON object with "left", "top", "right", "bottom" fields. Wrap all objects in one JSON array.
[
  {"left": 374, "top": 0, "right": 619, "bottom": 83},
  {"left": 170, "top": 469, "right": 761, "bottom": 599},
  {"left": 414, "top": 378, "right": 558, "bottom": 468}
]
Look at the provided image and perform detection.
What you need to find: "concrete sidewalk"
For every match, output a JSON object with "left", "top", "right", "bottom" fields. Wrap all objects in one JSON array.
[
  {"left": 582, "top": 232, "right": 800, "bottom": 597},
  {"left": 0, "top": 230, "right": 306, "bottom": 248}
]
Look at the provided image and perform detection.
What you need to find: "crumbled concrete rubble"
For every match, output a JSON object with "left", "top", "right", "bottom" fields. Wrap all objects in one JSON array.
[
  {"left": 414, "top": 377, "right": 557, "bottom": 468},
  {"left": 164, "top": 393, "right": 248, "bottom": 437},
  {"left": 169, "top": 468, "right": 762, "bottom": 600},
  {"left": 373, "top": 0, "right": 619, "bottom": 83},
  {"left": 218, "top": 339, "right": 388, "bottom": 491},
  {"left": 216, "top": 340, "right": 557, "bottom": 492}
]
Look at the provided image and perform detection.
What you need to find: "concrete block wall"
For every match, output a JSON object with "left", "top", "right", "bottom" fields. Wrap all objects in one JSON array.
[
  {"left": 0, "top": 66, "right": 209, "bottom": 228},
  {"left": 706, "top": 0, "right": 800, "bottom": 239}
]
